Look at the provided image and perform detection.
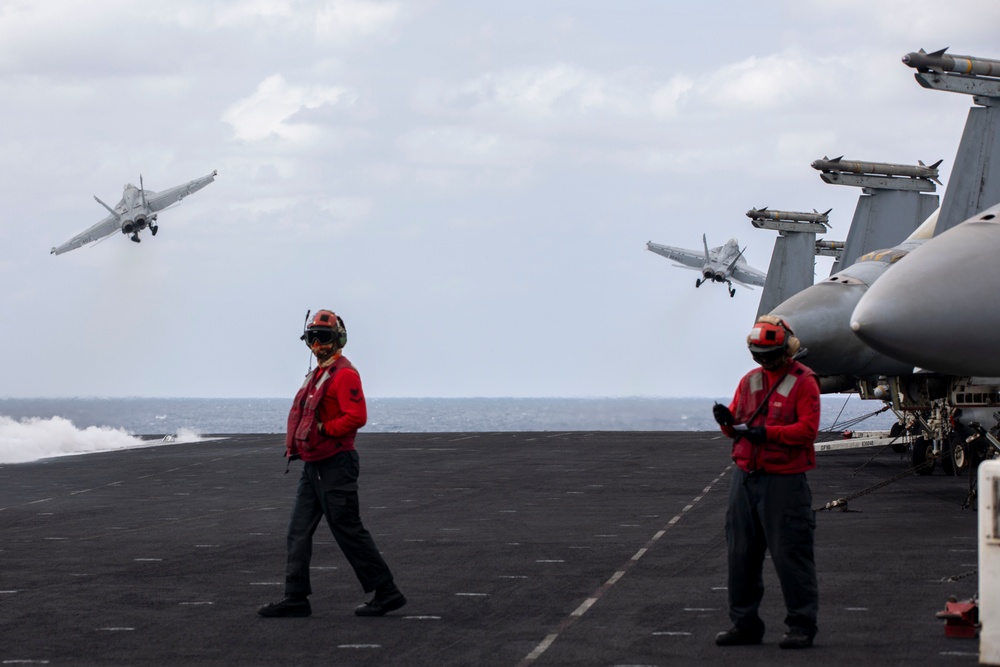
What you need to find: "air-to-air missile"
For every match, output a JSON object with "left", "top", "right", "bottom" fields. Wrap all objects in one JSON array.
[
  {"left": 746, "top": 207, "right": 831, "bottom": 225},
  {"left": 815, "top": 240, "right": 845, "bottom": 252},
  {"left": 850, "top": 201, "right": 1000, "bottom": 377},
  {"left": 763, "top": 210, "right": 941, "bottom": 389},
  {"left": 810, "top": 156, "right": 943, "bottom": 185},
  {"left": 902, "top": 47, "right": 1000, "bottom": 77}
]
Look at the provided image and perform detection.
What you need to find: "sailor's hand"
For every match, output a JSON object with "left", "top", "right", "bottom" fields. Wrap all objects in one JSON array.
[
  {"left": 744, "top": 426, "right": 766, "bottom": 444},
  {"left": 712, "top": 403, "right": 734, "bottom": 427}
]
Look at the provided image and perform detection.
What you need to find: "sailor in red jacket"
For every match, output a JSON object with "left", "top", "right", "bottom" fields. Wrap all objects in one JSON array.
[
  {"left": 258, "top": 310, "right": 406, "bottom": 619},
  {"left": 712, "top": 316, "right": 820, "bottom": 650}
]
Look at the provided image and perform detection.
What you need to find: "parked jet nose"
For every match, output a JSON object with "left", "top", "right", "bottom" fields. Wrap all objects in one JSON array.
[
  {"left": 851, "top": 203, "right": 1000, "bottom": 376},
  {"left": 769, "top": 281, "right": 877, "bottom": 377}
]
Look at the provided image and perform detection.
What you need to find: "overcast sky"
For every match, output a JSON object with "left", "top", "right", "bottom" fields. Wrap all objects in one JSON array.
[{"left": 2, "top": 0, "right": 997, "bottom": 399}]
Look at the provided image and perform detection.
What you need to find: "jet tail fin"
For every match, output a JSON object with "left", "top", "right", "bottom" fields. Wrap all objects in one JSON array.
[
  {"left": 94, "top": 195, "right": 121, "bottom": 219},
  {"left": 702, "top": 234, "right": 710, "bottom": 263}
]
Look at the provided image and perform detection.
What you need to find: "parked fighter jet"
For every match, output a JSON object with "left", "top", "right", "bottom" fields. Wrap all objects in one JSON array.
[
  {"left": 767, "top": 209, "right": 938, "bottom": 388},
  {"left": 851, "top": 200, "right": 1000, "bottom": 377},
  {"left": 51, "top": 170, "right": 218, "bottom": 255},
  {"left": 646, "top": 235, "right": 766, "bottom": 297}
]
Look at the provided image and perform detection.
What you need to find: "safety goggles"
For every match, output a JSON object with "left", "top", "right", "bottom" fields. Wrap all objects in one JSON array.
[
  {"left": 750, "top": 347, "right": 786, "bottom": 365},
  {"left": 305, "top": 328, "right": 337, "bottom": 346}
]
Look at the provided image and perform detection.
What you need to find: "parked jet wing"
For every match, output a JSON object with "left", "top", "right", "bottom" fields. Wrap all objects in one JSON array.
[{"left": 146, "top": 170, "right": 218, "bottom": 212}]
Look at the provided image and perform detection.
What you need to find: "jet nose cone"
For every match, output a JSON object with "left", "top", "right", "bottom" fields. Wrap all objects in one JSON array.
[
  {"left": 852, "top": 209, "right": 1000, "bottom": 375},
  {"left": 771, "top": 281, "right": 876, "bottom": 377}
]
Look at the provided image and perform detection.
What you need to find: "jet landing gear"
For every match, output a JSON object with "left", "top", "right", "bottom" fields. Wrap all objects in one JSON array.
[
  {"left": 726, "top": 282, "right": 736, "bottom": 297},
  {"left": 695, "top": 278, "right": 702, "bottom": 288},
  {"left": 150, "top": 223, "right": 158, "bottom": 236},
  {"left": 130, "top": 233, "right": 140, "bottom": 243}
]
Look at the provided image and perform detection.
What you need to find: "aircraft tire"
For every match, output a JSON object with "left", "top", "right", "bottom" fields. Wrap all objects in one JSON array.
[
  {"left": 889, "top": 422, "right": 907, "bottom": 454},
  {"left": 911, "top": 436, "right": 936, "bottom": 476}
]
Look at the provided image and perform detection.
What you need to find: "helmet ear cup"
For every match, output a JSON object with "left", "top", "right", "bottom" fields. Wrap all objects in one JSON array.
[
  {"left": 334, "top": 316, "right": 348, "bottom": 349},
  {"left": 785, "top": 335, "right": 801, "bottom": 358}
]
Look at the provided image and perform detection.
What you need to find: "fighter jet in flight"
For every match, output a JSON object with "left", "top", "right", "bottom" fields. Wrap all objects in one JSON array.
[
  {"left": 51, "top": 170, "right": 217, "bottom": 255},
  {"left": 646, "top": 235, "right": 766, "bottom": 297}
]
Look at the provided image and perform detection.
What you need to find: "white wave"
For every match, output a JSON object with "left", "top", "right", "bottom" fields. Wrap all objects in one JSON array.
[{"left": 0, "top": 416, "right": 205, "bottom": 465}]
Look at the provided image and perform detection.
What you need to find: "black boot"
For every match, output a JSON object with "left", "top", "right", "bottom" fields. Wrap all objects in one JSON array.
[
  {"left": 258, "top": 596, "right": 311, "bottom": 617},
  {"left": 355, "top": 583, "right": 407, "bottom": 617}
]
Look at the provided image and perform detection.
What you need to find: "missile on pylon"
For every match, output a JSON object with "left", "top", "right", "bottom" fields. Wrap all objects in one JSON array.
[
  {"left": 746, "top": 207, "right": 831, "bottom": 226},
  {"left": 902, "top": 47, "right": 1000, "bottom": 77},
  {"left": 810, "top": 156, "right": 943, "bottom": 185}
]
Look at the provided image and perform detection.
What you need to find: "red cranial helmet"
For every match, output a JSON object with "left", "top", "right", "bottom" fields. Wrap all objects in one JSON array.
[{"left": 302, "top": 309, "right": 347, "bottom": 349}]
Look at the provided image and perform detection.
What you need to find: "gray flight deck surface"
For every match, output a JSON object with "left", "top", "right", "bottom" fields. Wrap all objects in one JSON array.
[{"left": 0, "top": 432, "right": 981, "bottom": 666}]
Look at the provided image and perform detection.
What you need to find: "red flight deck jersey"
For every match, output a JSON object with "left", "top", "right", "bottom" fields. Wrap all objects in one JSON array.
[
  {"left": 719, "top": 359, "right": 820, "bottom": 474},
  {"left": 286, "top": 353, "right": 367, "bottom": 462}
]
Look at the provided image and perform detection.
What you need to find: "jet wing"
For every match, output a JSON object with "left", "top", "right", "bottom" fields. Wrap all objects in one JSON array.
[
  {"left": 145, "top": 170, "right": 217, "bottom": 212},
  {"left": 50, "top": 213, "right": 119, "bottom": 255},
  {"left": 646, "top": 241, "right": 704, "bottom": 271},
  {"left": 730, "top": 263, "right": 767, "bottom": 288}
]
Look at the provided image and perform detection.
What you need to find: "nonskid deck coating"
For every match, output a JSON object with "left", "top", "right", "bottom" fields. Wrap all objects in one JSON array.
[{"left": 0, "top": 432, "right": 982, "bottom": 666}]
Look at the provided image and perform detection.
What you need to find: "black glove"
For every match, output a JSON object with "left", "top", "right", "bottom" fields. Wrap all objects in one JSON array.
[
  {"left": 713, "top": 403, "right": 734, "bottom": 427},
  {"left": 744, "top": 426, "right": 767, "bottom": 444}
]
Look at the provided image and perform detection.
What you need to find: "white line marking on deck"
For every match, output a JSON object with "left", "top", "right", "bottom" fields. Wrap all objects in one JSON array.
[
  {"left": 517, "top": 464, "right": 732, "bottom": 666},
  {"left": 571, "top": 599, "right": 597, "bottom": 616},
  {"left": 338, "top": 644, "right": 381, "bottom": 649},
  {"left": 652, "top": 631, "right": 691, "bottom": 636}
]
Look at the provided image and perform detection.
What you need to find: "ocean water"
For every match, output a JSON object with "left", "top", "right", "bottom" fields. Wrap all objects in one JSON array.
[{"left": 0, "top": 395, "right": 893, "bottom": 435}]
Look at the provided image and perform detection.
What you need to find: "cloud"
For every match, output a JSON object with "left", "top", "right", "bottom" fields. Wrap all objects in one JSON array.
[
  {"left": 422, "top": 63, "right": 692, "bottom": 122},
  {"left": 315, "top": 0, "right": 402, "bottom": 43},
  {"left": 223, "top": 74, "right": 355, "bottom": 142},
  {"left": 399, "top": 125, "right": 551, "bottom": 167}
]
